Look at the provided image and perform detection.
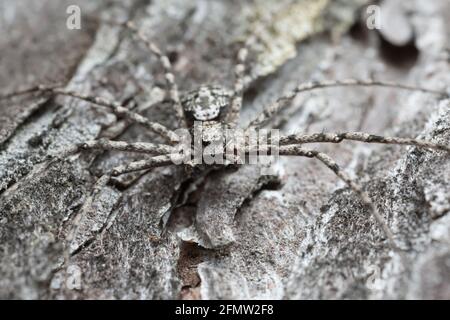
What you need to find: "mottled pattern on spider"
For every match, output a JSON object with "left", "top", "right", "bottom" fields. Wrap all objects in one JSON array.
[
  {"left": 181, "top": 85, "right": 232, "bottom": 123},
  {"left": 181, "top": 85, "right": 232, "bottom": 146},
  {"left": 1, "top": 19, "right": 449, "bottom": 257}
]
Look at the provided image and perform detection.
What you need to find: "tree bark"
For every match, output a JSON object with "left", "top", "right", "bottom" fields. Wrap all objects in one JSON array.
[{"left": 0, "top": 0, "right": 449, "bottom": 299}]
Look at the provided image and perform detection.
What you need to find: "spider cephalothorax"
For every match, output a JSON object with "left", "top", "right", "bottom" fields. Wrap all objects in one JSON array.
[
  {"left": 181, "top": 85, "right": 232, "bottom": 124},
  {"left": 181, "top": 85, "right": 233, "bottom": 150}
]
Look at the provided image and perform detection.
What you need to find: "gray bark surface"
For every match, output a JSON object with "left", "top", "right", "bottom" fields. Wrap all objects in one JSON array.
[{"left": 0, "top": 0, "right": 449, "bottom": 299}]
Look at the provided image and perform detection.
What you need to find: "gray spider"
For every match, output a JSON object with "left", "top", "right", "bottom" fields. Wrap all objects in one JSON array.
[{"left": 1, "top": 19, "right": 449, "bottom": 258}]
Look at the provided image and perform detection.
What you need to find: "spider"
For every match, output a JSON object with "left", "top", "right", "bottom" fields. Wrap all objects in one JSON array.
[{"left": 1, "top": 19, "right": 449, "bottom": 259}]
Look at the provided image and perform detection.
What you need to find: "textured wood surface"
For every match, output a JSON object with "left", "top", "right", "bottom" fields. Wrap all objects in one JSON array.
[{"left": 0, "top": 0, "right": 449, "bottom": 299}]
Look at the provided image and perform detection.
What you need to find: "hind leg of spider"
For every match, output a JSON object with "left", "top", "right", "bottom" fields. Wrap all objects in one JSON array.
[
  {"left": 248, "top": 79, "right": 448, "bottom": 128},
  {"left": 66, "top": 154, "right": 175, "bottom": 248},
  {"left": 0, "top": 85, "right": 179, "bottom": 143},
  {"left": 277, "top": 145, "right": 405, "bottom": 258},
  {"left": 62, "top": 153, "right": 175, "bottom": 289},
  {"left": 76, "top": 154, "right": 175, "bottom": 221}
]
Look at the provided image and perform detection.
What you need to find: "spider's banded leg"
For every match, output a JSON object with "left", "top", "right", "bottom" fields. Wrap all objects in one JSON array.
[
  {"left": 122, "top": 21, "right": 186, "bottom": 128},
  {"left": 103, "top": 18, "right": 184, "bottom": 126},
  {"left": 279, "top": 132, "right": 450, "bottom": 153},
  {"left": 77, "top": 156, "right": 174, "bottom": 212},
  {"left": 70, "top": 156, "right": 175, "bottom": 230},
  {"left": 79, "top": 139, "right": 174, "bottom": 155},
  {"left": 46, "top": 88, "right": 180, "bottom": 144},
  {"left": 109, "top": 155, "right": 174, "bottom": 176},
  {"left": 100, "top": 97, "right": 168, "bottom": 139},
  {"left": 0, "top": 83, "right": 63, "bottom": 100},
  {"left": 0, "top": 86, "right": 179, "bottom": 143},
  {"left": 226, "top": 46, "right": 249, "bottom": 127},
  {"left": 278, "top": 145, "right": 400, "bottom": 253},
  {"left": 63, "top": 172, "right": 111, "bottom": 282},
  {"left": 248, "top": 79, "right": 448, "bottom": 128},
  {"left": 65, "top": 154, "right": 173, "bottom": 257},
  {"left": 226, "top": 16, "right": 271, "bottom": 128}
]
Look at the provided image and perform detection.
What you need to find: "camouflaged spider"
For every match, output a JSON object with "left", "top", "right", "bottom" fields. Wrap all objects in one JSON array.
[{"left": 1, "top": 19, "right": 449, "bottom": 256}]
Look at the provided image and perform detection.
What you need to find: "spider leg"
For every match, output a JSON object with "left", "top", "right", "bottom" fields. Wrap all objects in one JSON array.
[
  {"left": 226, "top": 18, "right": 270, "bottom": 128},
  {"left": 121, "top": 21, "right": 186, "bottom": 128},
  {"left": 279, "top": 132, "right": 450, "bottom": 153},
  {"left": 277, "top": 145, "right": 401, "bottom": 254},
  {"left": 107, "top": 154, "right": 175, "bottom": 176},
  {"left": 226, "top": 46, "right": 249, "bottom": 127},
  {"left": 0, "top": 83, "right": 63, "bottom": 100},
  {"left": 100, "top": 96, "right": 168, "bottom": 140},
  {"left": 80, "top": 139, "right": 173, "bottom": 154},
  {"left": 47, "top": 139, "right": 175, "bottom": 169},
  {"left": 64, "top": 153, "right": 174, "bottom": 271},
  {"left": 0, "top": 85, "right": 179, "bottom": 143},
  {"left": 248, "top": 79, "right": 448, "bottom": 128}
]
